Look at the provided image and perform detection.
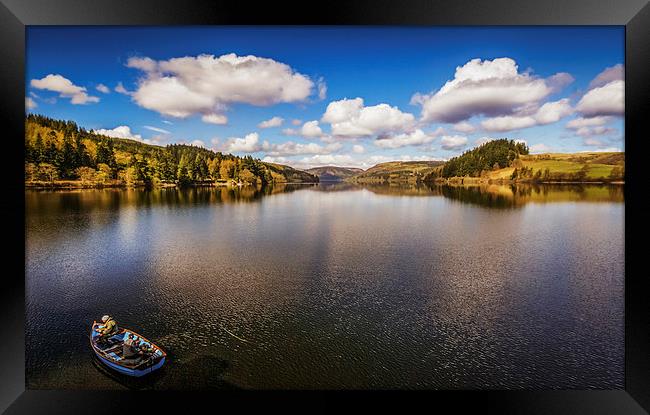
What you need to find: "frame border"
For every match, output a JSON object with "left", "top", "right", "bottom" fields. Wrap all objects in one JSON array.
[{"left": 1, "top": 0, "right": 648, "bottom": 413}]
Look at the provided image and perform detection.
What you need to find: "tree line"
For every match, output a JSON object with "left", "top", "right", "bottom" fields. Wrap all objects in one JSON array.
[
  {"left": 24, "top": 114, "right": 317, "bottom": 187},
  {"left": 428, "top": 139, "right": 529, "bottom": 179}
]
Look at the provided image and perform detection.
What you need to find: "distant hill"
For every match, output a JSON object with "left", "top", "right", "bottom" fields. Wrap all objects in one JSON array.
[
  {"left": 350, "top": 160, "right": 446, "bottom": 184},
  {"left": 305, "top": 166, "right": 365, "bottom": 181}
]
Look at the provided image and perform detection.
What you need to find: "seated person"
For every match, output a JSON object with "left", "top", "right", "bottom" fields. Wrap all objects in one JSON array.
[
  {"left": 136, "top": 340, "right": 154, "bottom": 358},
  {"left": 96, "top": 315, "right": 119, "bottom": 343},
  {"left": 123, "top": 333, "right": 138, "bottom": 359}
]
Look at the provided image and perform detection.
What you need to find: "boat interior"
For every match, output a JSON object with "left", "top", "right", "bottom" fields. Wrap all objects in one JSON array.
[{"left": 93, "top": 329, "right": 163, "bottom": 369}]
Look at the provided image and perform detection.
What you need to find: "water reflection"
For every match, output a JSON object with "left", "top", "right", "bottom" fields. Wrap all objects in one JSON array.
[
  {"left": 26, "top": 182, "right": 624, "bottom": 216},
  {"left": 355, "top": 183, "right": 624, "bottom": 208},
  {"left": 26, "top": 182, "right": 624, "bottom": 390}
]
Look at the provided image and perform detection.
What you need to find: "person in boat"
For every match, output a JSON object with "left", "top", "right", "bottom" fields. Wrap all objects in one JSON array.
[
  {"left": 96, "top": 315, "right": 119, "bottom": 343},
  {"left": 136, "top": 340, "right": 154, "bottom": 358},
  {"left": 123, "top": 333, "right": 138, "bottom": 359}
]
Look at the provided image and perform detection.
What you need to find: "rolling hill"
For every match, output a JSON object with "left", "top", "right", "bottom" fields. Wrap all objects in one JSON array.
[
  {"left": 349, "top": 160, "right": 446, "bottom": 184},
  {"left": 305, "top": 166, "right": 365, "bottom": 181}
]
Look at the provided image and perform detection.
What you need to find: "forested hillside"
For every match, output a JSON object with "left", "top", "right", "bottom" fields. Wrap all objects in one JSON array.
[
  {"left": 430, "top": 139, "right": 529, "bottom": 179},
  {"left": 24, "top": 114, "right": 318, "bottom": 187}
]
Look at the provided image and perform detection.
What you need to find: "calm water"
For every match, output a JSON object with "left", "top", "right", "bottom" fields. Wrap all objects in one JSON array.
[{"left": 26, "top": 183, "right": 624, "bottom": 389}]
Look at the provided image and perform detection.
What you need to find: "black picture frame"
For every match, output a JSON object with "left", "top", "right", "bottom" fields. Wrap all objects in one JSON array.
[{"left": 1, "top": 0, "right": 648, "bottom": 413}]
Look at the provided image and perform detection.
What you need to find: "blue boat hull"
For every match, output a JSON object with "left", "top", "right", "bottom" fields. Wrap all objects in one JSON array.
[{"left": 95, "top": 352, "right": 166, "bottom": 377}]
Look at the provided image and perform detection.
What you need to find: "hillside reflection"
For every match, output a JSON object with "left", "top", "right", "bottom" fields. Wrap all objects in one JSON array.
[
  {"left": 356, "top": 183, "right": 624, "bottom": 209},
  {"left": 26, "top": 182, "right": 623, "bottom": 215}
]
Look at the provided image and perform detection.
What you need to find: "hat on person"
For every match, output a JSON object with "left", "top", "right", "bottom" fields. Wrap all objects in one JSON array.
[{"left": 101, "top": 315, "right": 110, "bottom": 322}]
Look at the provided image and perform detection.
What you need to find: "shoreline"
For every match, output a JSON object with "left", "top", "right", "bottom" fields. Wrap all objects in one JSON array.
[{"left": 24, "top": 180, "right": 318, "bottom": 190}]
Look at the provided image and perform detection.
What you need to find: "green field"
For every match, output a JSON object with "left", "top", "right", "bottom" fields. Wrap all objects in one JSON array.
[{"left": 484, "top": 153, "right": 624, "bottom": 181}]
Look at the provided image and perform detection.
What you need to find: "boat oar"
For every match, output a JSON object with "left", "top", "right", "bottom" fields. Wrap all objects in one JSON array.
[{"left": 221, "top": 325, "right": 251, "bottom": 344}]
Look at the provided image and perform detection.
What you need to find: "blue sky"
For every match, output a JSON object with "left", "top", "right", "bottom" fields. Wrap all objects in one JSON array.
[{"left": 26, "top": 27, "right": 624, "bottom": 169}]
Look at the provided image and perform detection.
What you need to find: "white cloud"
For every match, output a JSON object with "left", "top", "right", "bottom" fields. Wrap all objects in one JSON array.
[
  {"left": 94, "top": 126, "right": 142, "bottom": 141},
  {"left": 589, "top": 64, "right": 624, "bottom": 89},
  {"left": 162, "top": 120, "right": 173, "bottom": 125},
  {"left": 481, "top": 98, "right": 573, "bottom": 132},
  {"left": 566, "top": 116, "right": 612, "bottom": 129},
  {"left": 453, "top": 121, "right": 476, "bottom": 134},
  {"left": 115, "top": 82, "right": 130, "bottom": 95},
  {"left": 301, "top": 120, "right": 324, "bottom": 138},
  {"left": 440, "top": 135, "right": 468, "bottom": 150},
  {"left": 412, "top": 58, "right": 571, "bottom": 123},
  {"left": 574, "top": 126, "right": 617, "bottom": 137},
  {"left": 143, "top": 125, "right": 171, "bottom": 134},
  {"left": 191, "top": 140, "right": 206, "bottom": 148},
  {"left": 576, "top": 80, "right": 624, "bottom": 117},
  {"left": 291, "top": 119, "right": 302, "bottom": 126},
  {"left": 352, "top": 144, "right": 365, "bottom": 154},
  {"left": 126, "top": 53, "right": 316, "bottom": 122},
  {"left": 25, "top": 97, "right": 37, "bottom": 109},
  {"left": 258, "top": 116, "right": 284, "bottom": 129},
  {"left": 374, "top": 128, "right": 443, "bottom": 149},
  {"left": 201, "top": 113, "right": 228, "bottom": 125},
  {"left": 481, "top": 115, "right": 537, "bottom": 132},
  {"left": 96, "top": 84, "right": 110, "bottom": 94},
  {"left": 265, "top": 141, "right": 342, "bottom": 157},
  {"left": 30, "top": 74, "right": 99, "bottom": 104},
  {"left": 222, "top": 132, "right": 265, "bottom": 153},
  {"left": 321, "top": 97, "right": 415, "bottom": 137}
]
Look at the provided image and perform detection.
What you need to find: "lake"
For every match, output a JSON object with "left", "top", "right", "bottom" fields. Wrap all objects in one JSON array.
[{"left": 25, "top": 183, "right": 624, "bottom": 389}]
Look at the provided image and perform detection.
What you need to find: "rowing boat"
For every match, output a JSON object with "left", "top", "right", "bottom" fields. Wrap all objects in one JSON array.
[{"left": 90, "top": 321, "right": 166, "bottom": 377}]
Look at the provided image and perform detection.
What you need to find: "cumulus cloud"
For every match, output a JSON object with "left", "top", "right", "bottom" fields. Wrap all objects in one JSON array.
[
  {"left": 374, "top": 128, "right": 443, "bottom": 149},
  {"left": 566, "top": 115, "right": 618, "bottom": 138},
  {"left": 218, "top": 131, "right": 343, "bottom": 157},
  {"left": 222, "top": 132, "right": 266, "bottom": 153},
  {"left": 264, "top": 153, "right": 444, "bottom": 170},
  {"left": 25, "top": 97, "right": 37, "bottom": 110},
  {"left": 94, "top": 126, "right": 142, "bottom": 141},
  {"left": 412, "top": 58, "right": 571, "bottom": 124},
  {"left": 481, "top": 98, "right": 573, "bottom": 132},
  {"left": 352, "top": 144, "right": 365, "bottom": 154},
  {"left": 576, "top": 80, "right": 624, "bottom": 117},
  {"left": 453, "top": 121, "right": 476, "bottom": 134},
  {"left": 566, "top": 116, "right": 612, "bottom": 129},
  {"left": 291, "top": 119, "right": 303, "bottom": 126},
  {"left": 126, "top": 53, "right": 316, "bottom": 123},
  {"left": 96, "top": 84, "right": 110, "bottom": 94},
  {"left": 321, "top": 97, "right": 415, "bottom": 137},
  {"left": 440, "top": 135, "right": 468, "bottom": 150},
  {"left": 300, "top": 120, "right": 325, "bottom": 138},
  {"left": 265, "top": 141, "right": 342, "bottom": 157},
  {"left": 589, "top": 64, "right": 624, "bottom": 89},
  {"left": 574, "top": 126, "right": 618, "bottom": 137},
  {"left": 258, "top": 116, "right": 284, "bottom": 129},
  {"left": 30, "top": 74, "right": 99, "bottom": 104}
]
